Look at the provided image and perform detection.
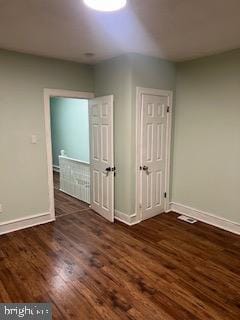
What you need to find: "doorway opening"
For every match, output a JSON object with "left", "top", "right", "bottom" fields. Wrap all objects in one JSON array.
[
  {"left": 50, "top": 96, "right": 90, "bottom": 218},
  {"left": 44, "top": 89, "right": 115, "bottom": 223}
]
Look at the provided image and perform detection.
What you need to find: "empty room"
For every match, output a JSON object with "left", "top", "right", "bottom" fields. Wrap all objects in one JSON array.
[{"left": 0, "top": 1, "right": 239, "bottom": 319}]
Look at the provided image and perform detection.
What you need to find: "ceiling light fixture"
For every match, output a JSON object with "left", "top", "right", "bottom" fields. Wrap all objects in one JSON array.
[{"left": 83, "top": 0, "right": 127, "bottom": 12}]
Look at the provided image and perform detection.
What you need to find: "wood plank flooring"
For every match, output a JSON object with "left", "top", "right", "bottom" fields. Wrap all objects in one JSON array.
[
  {"left": 54, "top": 172, "right": 89, "bottom": 217},
  {"left": 0, "top": 179, "right": 239, "bottom": 319}
]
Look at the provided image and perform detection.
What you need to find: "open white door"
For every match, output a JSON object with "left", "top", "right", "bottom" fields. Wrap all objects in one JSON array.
[{"left": 89, "top": 95, "right": 114, "bottom": 222}]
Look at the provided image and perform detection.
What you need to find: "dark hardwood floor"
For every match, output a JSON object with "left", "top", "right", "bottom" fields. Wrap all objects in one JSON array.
[
  {"left": 54, "top": 172, "right": 89, "bottom": 217},
  {"left": 0, "top": 179, "right": 239, "bottom": 319}
]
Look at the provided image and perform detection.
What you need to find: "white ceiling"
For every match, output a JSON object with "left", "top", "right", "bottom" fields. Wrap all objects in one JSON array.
[{"left": 0, "top": 0, "right": 239, "bottom": 64}]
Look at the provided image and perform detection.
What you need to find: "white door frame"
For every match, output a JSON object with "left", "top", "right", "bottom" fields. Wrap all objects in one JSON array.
[
  {"left": 135, "top": 87, "right": 173, "bottom": 222},
  {"left": 43, "top": 88, "right": 94, "bottom": 220}
]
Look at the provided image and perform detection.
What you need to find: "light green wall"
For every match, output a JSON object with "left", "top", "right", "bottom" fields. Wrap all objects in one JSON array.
[
  {"left": 172, "top": 49, "right": 240, "bottom": 223},
  {"left": 94, "top": 55, "right": 133, "bottom": 214},
  {"left": 50, "top": 97, "right": 89, "bottom": 166},
  {"left": 94, "top": 54, "right": 176, "bottom": 215},
  {"left": 129, "top": 54, "right": 176, "bottom": 214},
  {"left": 1, "top": 47, "right": 239, "bottom": 226},
  {"left": 0, "top": 49, "right": 93, "bottom": 223}
]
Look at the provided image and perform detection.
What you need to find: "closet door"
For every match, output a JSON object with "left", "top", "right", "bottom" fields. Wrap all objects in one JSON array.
[{"left": 140, "top": 92, "right": 170, "bottom": 220}]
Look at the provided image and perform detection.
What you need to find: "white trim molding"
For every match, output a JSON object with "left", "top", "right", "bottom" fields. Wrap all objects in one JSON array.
[
  {"left": 44, "top": 88, "right": 95, "bottom": 221},
  {"left": 135, "top": 87, "right": 173, "bottom": 222},
  {"left": 44, "top": 89, "right": 94, "bottom": 100},
  {"left": 114, "top": 210, "right": 140, "bottom": 226},
  {"left": 170, "top": 202, "right": 240, "bottom": 235},
  {"left": 0, "top": 212, "right": 54, "bottom": 236}
]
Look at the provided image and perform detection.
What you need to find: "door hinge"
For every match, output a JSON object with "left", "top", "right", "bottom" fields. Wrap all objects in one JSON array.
[
  {"left": 167, "top": 106, "right": 170, "bottom": 113},
  {"left": 164, "top": 192, "right": 167, "bottom": 198}
]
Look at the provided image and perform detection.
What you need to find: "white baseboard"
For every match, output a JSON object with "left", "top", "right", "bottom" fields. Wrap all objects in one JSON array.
[
  {"left": 114, "top": 210, "right": 140, "bottom": 226},
  {"left": 170, "top": 202, "right": 240, "bottom": 235},
  {"left": 0, "top": 212, "right": 55, "bottom": 235},
  {"left": 53, "top": 165, "right": 60, "bottom": 173}
]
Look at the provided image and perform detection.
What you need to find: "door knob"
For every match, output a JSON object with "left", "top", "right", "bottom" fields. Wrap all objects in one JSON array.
[
  {"left": 142, "top": 165, "right": 151, "bottom": 175},
  {"left": 104, "top": 167, "right": 111, "bottom": 176}
]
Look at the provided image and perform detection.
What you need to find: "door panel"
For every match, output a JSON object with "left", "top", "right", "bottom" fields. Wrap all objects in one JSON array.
[
  {"left": 89, "top": 95, "right": 114, "bottom": 222},
  {"left": 93, "top": 170, "right": 100, "bottom": 205},
  {"left": 141, "top": 94, "right": 168, "bottom": 220}
]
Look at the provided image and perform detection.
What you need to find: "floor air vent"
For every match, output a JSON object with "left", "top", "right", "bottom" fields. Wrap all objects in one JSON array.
[{"left": 178, "top": 215, "right": 197, "bottom": 224}]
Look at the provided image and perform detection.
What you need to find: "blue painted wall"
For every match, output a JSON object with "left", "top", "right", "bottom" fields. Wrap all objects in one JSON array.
[{"left": 50, "top": 97, "right": 89, "bottom": 166}]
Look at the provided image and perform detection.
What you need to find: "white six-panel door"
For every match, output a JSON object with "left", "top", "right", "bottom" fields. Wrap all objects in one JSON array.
[
  {"left": 141, "top": 93, "right": 170, "bottom": 220},
  {"left": 89, "top": 95, "right": 114, "bottom": 222}
]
